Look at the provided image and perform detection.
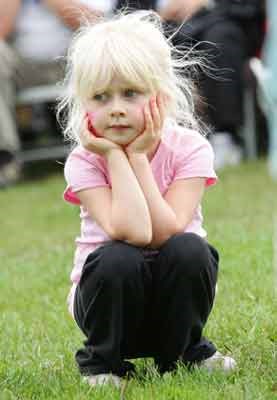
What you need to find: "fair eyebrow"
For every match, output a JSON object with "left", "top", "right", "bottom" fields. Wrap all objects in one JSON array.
[{"left": 93, "top": 85, "right": 144, "bottom": 96}]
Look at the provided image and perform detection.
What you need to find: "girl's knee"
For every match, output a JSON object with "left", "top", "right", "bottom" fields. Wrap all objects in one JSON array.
[
  {"left": 98, "top": 241, "right": 144, "bottom": 282},
  {"left": 161, "top": 233, "right": 212, "bottom": 277}
]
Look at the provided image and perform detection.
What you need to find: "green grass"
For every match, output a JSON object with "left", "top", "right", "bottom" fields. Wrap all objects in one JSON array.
[{"left": 1, "top": 160, "right": 277, "bottom": 399}]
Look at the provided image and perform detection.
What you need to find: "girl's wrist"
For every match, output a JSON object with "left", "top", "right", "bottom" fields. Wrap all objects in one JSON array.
[
  {"left": 127, "top": 152, "right": 149, "bottom": 168},
  {"left": 126, "top": 151, "right": 148, "bottom": 161},
  {"left": 105, "top": 147, "right": 126, "bottom": 161}
]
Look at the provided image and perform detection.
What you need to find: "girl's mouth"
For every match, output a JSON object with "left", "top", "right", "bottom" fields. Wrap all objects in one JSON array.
[{"left": 109, "top": 125, "right": 130, "bottom": 129}]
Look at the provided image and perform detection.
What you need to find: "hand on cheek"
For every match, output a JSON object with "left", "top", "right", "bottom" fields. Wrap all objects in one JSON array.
[
  {"left": 124, "top": 94, "right": 164, "bottom": 156},
  {"left": 156, "top": 93, "right": 166, "bottom": 127},
  {"left": 146, "top": 93, "right": 165, "bottom": 132},
  {"left": 81, "top": 112, "right": 122, "bottom": 156},
  {"left": 149, "top": 96, "right": 160, "bottom": 131},
  {"left": 86, "top": 111, "right": 101, "bottom": 137}
]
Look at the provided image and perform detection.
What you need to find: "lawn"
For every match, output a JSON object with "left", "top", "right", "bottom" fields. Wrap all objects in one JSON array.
[{"left": 0, "top": 160, "right": 277, "bottom": 399}]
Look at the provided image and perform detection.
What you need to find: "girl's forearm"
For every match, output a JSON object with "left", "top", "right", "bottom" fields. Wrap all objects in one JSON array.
[
  {"left": 106, "top": 150, "right": 152, "bottom": 246},
  {"left": 128, "top": 153, "right": 181, "bottom": 248}
]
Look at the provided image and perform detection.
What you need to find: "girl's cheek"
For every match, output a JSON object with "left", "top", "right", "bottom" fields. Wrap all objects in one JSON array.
[
  {"left": 87, "top": 111, "right": 97, "bottom": 124},
  {"left": 135, "top": 100, "right": 146, "bottom": 117},
  {"left": 139, "top": 104, "right": 147, "bottom": 129},
  {"left": 86, "top": 111, "right": 102, "bottom": 137}
]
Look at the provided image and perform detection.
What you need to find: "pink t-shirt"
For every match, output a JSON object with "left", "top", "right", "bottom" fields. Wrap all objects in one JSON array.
[{"left": 64, "top": 122, "right": 217, "bottom": 315}]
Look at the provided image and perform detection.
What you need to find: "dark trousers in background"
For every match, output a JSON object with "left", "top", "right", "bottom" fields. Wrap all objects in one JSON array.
[
  {"left": 199, "top": 21, "right": 245, "bottom": 135},
  {"left": 169, "top": 16, "right": 248, "bottom": 145},
  {"left": 73, "top": 233, "right": 219, "bottom": 377},
  {"left": 167, "top": 7, "right": 264, "bottom": 146}
]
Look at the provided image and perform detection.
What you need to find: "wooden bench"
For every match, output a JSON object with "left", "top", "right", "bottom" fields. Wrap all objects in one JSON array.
[{"left": 16, "top": 84, "right": 70, "bottom": 163}]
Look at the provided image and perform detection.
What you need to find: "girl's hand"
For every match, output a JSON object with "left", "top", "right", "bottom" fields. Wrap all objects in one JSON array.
[
  {"left": 80, "top": 116, "right": 122, "bottom": 156},
  {"left": 125, "top": 93, "right": 166, "bottom": 157}
]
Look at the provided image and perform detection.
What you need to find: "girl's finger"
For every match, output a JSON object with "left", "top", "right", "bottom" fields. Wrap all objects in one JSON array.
[
  {"left": 144, "top": 102, "right": 153, "bottom": 135},
  {"left": 81, "top": 116, "right": 91, "bottom": 136},
  {"left": 150, "top": 96, "right": 161, "bottom": 132},
  {"left": 157, "top": 93, "right": 166, "bottom": 124}
]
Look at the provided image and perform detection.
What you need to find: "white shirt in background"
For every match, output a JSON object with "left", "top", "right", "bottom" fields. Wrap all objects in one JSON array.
[{"left": 13, "top": 0, "right": 116, "bottom": 62}]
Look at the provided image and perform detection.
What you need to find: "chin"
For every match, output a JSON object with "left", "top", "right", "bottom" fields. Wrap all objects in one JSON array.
[
  {"left": 107, "top": 134, "right": 138, "bottom": 146},
  {"left": 114, "top": 139, "right": 133, "bottom": 147}
]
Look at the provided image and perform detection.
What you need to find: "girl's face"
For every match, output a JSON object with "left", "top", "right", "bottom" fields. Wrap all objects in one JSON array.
[{"left": 86, "top": 75, "right": 151, "bottom": 146}]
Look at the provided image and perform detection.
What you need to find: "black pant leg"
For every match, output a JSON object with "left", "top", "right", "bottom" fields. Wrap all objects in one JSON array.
[
  {"left": 150, "top": 233, "right": 218, "bottom": 372},
  {"left": 199, "top": 21, "right": 246, "bottom": 142},
  {"left": 73, "top": 241, "right": 151, "bottom": 377}
]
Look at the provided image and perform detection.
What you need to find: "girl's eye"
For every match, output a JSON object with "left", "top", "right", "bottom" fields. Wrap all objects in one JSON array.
[
  {"left": 124, "top": 89, "right": 137, "bottom": 98},
  {"left": 93, "top": 93, "right": 108, "bottom": 102}
]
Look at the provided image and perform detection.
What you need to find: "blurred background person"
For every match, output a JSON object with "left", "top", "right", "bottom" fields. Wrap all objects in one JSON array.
[
  {"left": 0, "top": 0, "right": 105, "bottom": 187},
  {"left": 157, "top": 0, "right": 265, "bottom": 169},
  {"left": 113, "top": 0, "right": 265, "bottom": 168},
  {"left": 258, "top": 0, "right": 277, "bottom": 178},
  {"left": 1, "top": 0, "right": 265, "bottom": 186}
]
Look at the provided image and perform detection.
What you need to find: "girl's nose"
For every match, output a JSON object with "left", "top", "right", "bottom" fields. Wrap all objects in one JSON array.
[{"left": 110, "top": 98, "right": 126, "bottom": 117}]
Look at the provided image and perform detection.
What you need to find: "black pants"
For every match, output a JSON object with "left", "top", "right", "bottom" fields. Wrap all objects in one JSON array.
[
  {"left": 168, "top": 9, "right": 263, "bottom": 144},
  {"left": 169, "top": 18, "right": 246, "bottom": 143},
  {"left": 73, "top": 233, "right": 219, "bottom": 377},
  {"left": 199, "top": 20, "right": 246, "bottom": 142}
]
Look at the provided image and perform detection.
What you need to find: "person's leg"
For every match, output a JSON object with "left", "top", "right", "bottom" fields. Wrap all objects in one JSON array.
[
  {"left": 194, "top": 20, "right": 247, "bottom": 168},
  {"left": 200, "top": 21, "right": 246, "bottom": 145},
  {"left": 0, "top": 43, "right": 64, "bottom": 149},
  {"left": 0, "top": 84, "right": 19, "bottom": 153},
  {"left": 73, "top": 241, "right": 152, "bottom": 377},
  {"left": 165, "top": 17, "right": 246, "bottom": 168},
  {"left": 0, "top": 41, "right": 21, "bottom": 187},
  {"left": 0, "top": 41, "right": 64, "bottom": 187},
  {"left": 150, "top": 233, "right": 218, "bottom": 373},
  {"left": 0, "top": 41, "right": 20, "bottom": 152}
]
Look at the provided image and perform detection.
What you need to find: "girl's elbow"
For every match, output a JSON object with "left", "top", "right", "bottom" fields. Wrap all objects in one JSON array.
[
  {"left": 110, "top": 225, "right": 152, "bottom": 247},
  {"left": 150, "top": 222, "right": 184, "bottom": 249},
  {"left": 175, "top": 221, "right": 185, "bottom": 234},
  {"left": 138, "top": 230, "right": 153, "bottom": 246},
  {"left": 126, "top": 228, "right": 152, "bottom": 247}
]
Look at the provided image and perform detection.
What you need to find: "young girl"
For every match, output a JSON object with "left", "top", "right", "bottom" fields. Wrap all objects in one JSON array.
[{"left": 60, "top": 10, "right": 236, "bottom": 387}]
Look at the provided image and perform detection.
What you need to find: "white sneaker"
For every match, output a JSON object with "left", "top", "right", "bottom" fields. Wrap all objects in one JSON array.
[
  {"left": 200, "top": 351, "right": 237, "bottom": 372},
  {"left": 228, "top": 143, "right": 243, "bottom": 166},
  {"left": 210, "top": 132, "right": 243, "bottom": 170},
  {"left": 84, "top": 373, "right": 121, "bottom": 388}
]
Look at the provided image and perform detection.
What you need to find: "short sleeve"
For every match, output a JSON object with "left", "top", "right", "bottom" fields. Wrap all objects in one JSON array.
[
  {"left": 173, "top": 135, "right": 217, "bottom": 187},
  {"left": 63, "top": 150, "right": 109, "bottom": 205}
]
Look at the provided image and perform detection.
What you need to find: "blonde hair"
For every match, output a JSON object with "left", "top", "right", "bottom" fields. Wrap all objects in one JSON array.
[{"left": 57, "top": 10, "right": 206, "bottom": 144}]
